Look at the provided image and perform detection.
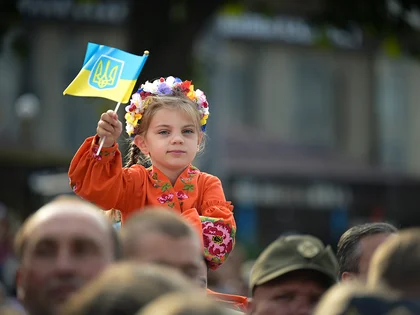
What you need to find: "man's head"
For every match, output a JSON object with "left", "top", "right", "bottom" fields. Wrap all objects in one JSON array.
[
  {"left": 60, "top": 262, "right": 194, "bottom": 315},
  {"left": 337, "top": 222, "right": 397, "bottom": 282},
  {"left": 15, "top": 195, "right": 119, "bottom": 315},
  {"left": 248, "top": 235, "right": 338, "bottom": 315},
  {"left": 120, "top": 207, "right": 205, "bottom": 288},
  {"left": 314, "top": 281, "right": 408, "bottom": 315},
  {"left": 139, "top": 292, "right": 242, "bottom": 315},
  {"left": 368, "top": 228, "right": 420, "bottom": 298}
]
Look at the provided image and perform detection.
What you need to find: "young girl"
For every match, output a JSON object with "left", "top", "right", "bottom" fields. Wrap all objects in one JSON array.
[{"left": 68, "top": 76, "right": 235, "bottom": 269}]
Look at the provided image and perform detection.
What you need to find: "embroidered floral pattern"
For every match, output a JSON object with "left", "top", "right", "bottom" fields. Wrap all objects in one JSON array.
[
  {"left": 70, "top": 181, "right": 77, "bottom": 192},
  {"left": 201, "top": 217, "right": 236, "bottom": 270},
  {"left": 92, "top": 146, "right": 102, "bottom": 161},
  {"left": 157, "top": 193, "right": 174, "bottom": 207},
  {"left": 92, "top": 146, "right": 116, "bottom": 161},
  {"left": 176, "top": 191, "right": 189, "bottom": 200},
  {"left": 149, "top": 165, "right": 198, "bottom": 209},
  {"left": 188, "top": 167, "right": 199, "bottom": 175}
]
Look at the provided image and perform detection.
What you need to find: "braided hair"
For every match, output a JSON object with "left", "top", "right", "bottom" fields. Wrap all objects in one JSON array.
[{"left": 125, "top": 141, "right": 151, "bottom": 168}]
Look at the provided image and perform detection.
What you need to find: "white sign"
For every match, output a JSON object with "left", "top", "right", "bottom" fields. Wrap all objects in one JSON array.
[
  {"left": 18, "top": 0, "right": 129, "bottom": 24},
  {"left": 232, "top": 179, "right": 353, "bottom": 209},
  {"left": 216, "top": 14, "right": 363, "bottom": 50}
]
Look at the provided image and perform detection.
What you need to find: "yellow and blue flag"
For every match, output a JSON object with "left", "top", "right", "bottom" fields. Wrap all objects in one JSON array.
[{"left": 63, "top": 42, "right": 148, "bottom": 103}]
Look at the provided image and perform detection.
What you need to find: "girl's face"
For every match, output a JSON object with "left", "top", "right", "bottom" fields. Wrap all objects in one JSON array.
[{"left": 135, "top": 108, "right": 202, "bottom": 176}]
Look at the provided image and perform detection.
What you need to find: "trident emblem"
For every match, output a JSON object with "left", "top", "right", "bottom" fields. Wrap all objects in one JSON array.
[{"left": 89, "top": 55, "right": 123, "bottom": 90}]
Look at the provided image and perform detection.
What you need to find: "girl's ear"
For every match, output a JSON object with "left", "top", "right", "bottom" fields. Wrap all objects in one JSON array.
[
  {"left": 197, "top": 132, "right": 203, "bottom": 149},
  {"left": 134, "top": 135, "right": 149, "bottom": 155}
]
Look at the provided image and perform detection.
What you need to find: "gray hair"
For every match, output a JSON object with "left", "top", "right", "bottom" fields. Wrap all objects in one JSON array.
[{"left": 337, "top": 222, "right": 397, "bottom": 276}]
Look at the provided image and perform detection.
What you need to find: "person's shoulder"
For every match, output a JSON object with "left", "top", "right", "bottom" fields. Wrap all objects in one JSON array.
[
  {"left": 192, "top": 166, "right": 218, "bottom": 179},
  {"left": 197, "top": 171, "right": 221, "bottom": 183}
]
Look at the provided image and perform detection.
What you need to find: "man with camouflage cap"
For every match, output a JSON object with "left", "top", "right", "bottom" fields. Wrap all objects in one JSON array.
[{"left": 248, "top": 234, "right": 338, "bottom": 315}]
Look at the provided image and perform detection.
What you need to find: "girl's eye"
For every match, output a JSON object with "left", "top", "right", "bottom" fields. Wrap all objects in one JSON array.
[
  {"left": 158, "top": 130, "right": 169, "bottom": 135},
  {"left": 183, "top": 129, "right": 194, "bottom": 134}
]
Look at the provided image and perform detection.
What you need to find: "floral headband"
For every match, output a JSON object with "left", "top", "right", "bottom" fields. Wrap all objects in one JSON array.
[{"left": 124, "top": 76, "right": 210, "bottom": 136}]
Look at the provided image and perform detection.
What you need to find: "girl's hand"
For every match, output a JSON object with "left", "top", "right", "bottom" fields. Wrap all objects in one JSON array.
[{"left": 96, "top": 110, "right": 122, "bottom": 147}]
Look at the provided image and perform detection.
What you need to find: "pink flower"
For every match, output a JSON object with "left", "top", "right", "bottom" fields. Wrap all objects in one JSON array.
[
  {"left": 70, "top": 182, "right": 77, "bottom": 192},
  {"left": 188, "top": 168, "right": 199, "bottom": 175},
  {"left": 157, "top": 193, "right": 174, "bottom": 204},
  {"left": 176, "top": 191, "right": 189, "bottom": 200},
  {"left": 202, "top": 221, "right": 233, "bottom": 258},
  {"left": 92, "top": 147, "right": 102, "bottom": 161}
]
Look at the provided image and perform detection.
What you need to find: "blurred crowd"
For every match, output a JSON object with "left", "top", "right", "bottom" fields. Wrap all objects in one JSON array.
[{"left": 1, "top": 196, "right": 420, "bottom": 315}]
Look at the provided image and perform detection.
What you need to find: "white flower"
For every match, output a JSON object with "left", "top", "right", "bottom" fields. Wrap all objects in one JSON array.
[
  {"left": 201, "top": 107, "right": 209, "bottom": 115},
  {"left": 143, "top": 81, "right": 158, "bottom": 93},
  {"left": 196, "top": 89, "right": 207, "bottom": 101},
  {"left": 195, "top": 89, "right": 204, "bottom": 98},
  {"left": 131, "top": 93, "right": 142, "bottom": 106},
  {"left": 126, "top": 124, "right": 134, "bottom": 135},
  {"left": 165, "top": 76, "right": 176, "bottom": 87}
]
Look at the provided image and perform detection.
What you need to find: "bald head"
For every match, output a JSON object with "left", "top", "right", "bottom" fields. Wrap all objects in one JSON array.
[
  {"left": 15, "top": 195, "right": 118, "bottom": 315},
  {"left": 15, "top": 195, "right": 119, "bottom": 260}
]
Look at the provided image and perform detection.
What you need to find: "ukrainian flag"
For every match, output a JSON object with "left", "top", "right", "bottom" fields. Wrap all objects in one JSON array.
[{"left": 63, "top": 42, "right": 148, "bottom": 103}]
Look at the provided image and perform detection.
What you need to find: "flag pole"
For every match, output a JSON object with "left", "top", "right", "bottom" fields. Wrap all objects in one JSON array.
[
  {"left": 95, "top": 50, "right": 149, "bottom": 157},
  {"left": 96, "top": 101, "right": 121, "bottom": 156}
]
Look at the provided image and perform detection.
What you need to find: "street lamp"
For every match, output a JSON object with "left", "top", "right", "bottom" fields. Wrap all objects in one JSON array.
[{"left": 15, "top": 93, "right": 40, "bottom": 148}]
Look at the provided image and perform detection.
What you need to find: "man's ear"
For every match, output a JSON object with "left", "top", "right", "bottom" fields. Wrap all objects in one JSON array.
[
  {"left": 134, "top": 135, "right": 149, "bottom": 155},
  {"left": 341, "top": 271, "right": 357, "bottom": 281}
]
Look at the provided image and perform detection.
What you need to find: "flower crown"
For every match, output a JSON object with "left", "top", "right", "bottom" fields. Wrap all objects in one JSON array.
[{"left": 124, "top": 76, "right": 210, "bottom": 137}]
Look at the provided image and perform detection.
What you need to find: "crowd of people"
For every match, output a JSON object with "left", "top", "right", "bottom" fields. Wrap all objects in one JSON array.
[
  {"left": 1, "top": 75, "right": 419, "bottom": 314},
  {"left": 1, "top": 196, "right": 419, "bottom": 315}
]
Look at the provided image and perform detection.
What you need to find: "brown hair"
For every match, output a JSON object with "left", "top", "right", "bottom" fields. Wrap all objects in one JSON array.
[
  {"left": 125, "top": 91, "right": 206, "bottom": 168},
  {"left": 314, "top": 281, "right": 400, "bottom": 315},
  {"left": 367, "top": 228, "right": 420, "bottom": 298},
  {"left": 60, "top": 262, "right": 194, "bottom": 315},
  {"left": 137, "top": 292, "right": 235, "bottom": 315}
]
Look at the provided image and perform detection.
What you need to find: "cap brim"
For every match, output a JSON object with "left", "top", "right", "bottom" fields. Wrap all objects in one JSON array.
[{"left": 253, "top": 264, "right": 337, "bottom": 289}]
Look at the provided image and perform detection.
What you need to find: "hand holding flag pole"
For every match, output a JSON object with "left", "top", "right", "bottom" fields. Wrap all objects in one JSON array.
[
  {"left": 63, "top": 43, "right": 149, "bottom": 156},
  {"left": 96, "top": 101, "right": 122, "bottom": 155}
]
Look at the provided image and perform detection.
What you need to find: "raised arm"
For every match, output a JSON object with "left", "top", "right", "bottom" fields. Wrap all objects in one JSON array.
[{"left": 68, "top": 136, "right": 142, "bottom": 211}]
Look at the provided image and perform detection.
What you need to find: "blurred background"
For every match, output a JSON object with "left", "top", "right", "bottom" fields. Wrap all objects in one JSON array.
[{"left": 2, "top": 0, "right": 420, "bottom": 296}]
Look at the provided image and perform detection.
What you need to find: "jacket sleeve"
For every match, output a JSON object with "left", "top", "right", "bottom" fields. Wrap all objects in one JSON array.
[
  {"left": 200, "top": 175, "right": 236, "bottom": 230},
  {"left": 68, "top": 136, "right": 143, "bottom": 212},
  {"left": 183, "top": 174, "right": 236, "bottom": 270}
]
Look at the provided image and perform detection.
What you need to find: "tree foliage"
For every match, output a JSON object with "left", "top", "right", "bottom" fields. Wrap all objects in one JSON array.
[
  {"left": 311, "top": 0, "right": 420, "bottom": 55},
  {"left": 0, "top": 0, "right": 20, "bottom": 49}
]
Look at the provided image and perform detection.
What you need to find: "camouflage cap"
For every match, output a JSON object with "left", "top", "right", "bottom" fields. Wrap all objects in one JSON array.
[{"left": 249, "top": 234, "right": 338, "bottom": 292}]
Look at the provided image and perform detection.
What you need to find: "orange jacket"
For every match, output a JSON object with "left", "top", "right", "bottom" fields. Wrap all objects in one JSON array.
[
  {"left": 207, "top": 289, "right": 248, "bottom": 312},
  {"left": 68, "top": 136, "right": 236, "bottom": 247}
]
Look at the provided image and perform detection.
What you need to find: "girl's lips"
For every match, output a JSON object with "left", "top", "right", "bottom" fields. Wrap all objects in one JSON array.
[{"left": 168, "top": 150, "right": 186, "bottom": 153}]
